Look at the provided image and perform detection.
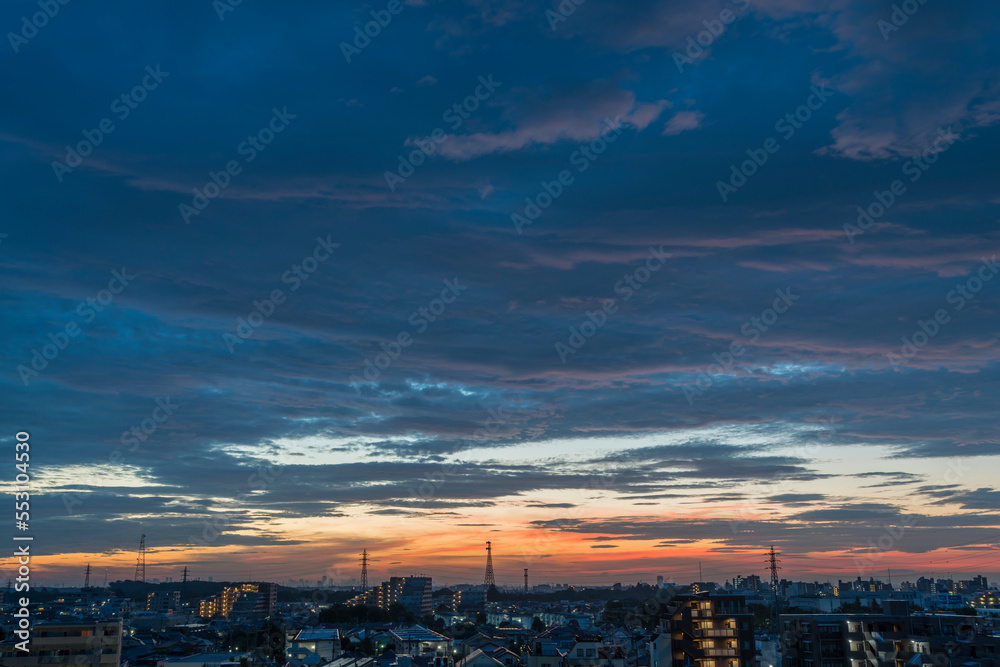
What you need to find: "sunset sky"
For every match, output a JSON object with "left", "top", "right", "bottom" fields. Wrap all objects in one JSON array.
[{"left": 3, "top": 0, "right": 1000, "bottom": 587}]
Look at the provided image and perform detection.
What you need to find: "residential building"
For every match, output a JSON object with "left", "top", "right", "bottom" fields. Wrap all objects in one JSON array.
[
  {"left": 286, "top": 628, "right": 342, "bottom": 662},
  {"left": 198, "top": 582, "right": 277, "bottom": 620},
  {"left": 388, "top": 626, "right": 451, "bottom": 656},
  {"left": 649, "top": 633, "right": 672, "bottom": 667},
  {"left": 660, "top": 593, "right": 755, "bottom": 667},
  {"left": 780, "top": 607, "right": 1000, "bottom": 667},
  {"left": 156, "top": 652, "right": 251, "bottom": 667},
  {"left": 455, "top": 590, "right": 488, "bottom": 610},
  {"left": 350, "top": 577, "right": 433, "bottom": 617},
  {"left": 975, "top": 592, "right": 1000, "bottom": 608},
  {"left": 147, "top": 591, "right": 182, "bottom": 613},
  {"left": 0, "top": 620, "right": 122, "bottom": 667}
]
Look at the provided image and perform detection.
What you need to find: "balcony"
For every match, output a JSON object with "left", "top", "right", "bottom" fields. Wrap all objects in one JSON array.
[
  {"left": 691, "top": 609, "right": 714, "bottom": 618},
  {"left": 697, "top": 629, "right": 737, "bottom": 638},
  {"left": 703, "top": 648, "right": 739, "bottom": 657}
]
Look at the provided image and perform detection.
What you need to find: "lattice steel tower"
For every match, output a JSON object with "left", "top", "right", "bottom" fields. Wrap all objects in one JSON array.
[
  {"left": 84, "top": 563, "right": 91, "bottom": 588},
  {"left": 134, "top": 534, "right": 146, "bottom": 582},
  {"left": 360, "top": 549, "right": 369, "bottom": 591},
  {"left": 766, "top": 545, "right": 781, "bottom": 626},
  {"left": 484, "top": 541, "right": 495, "bottom": 587}
]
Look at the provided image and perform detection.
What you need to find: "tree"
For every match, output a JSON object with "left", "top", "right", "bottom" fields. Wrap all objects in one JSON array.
[
  {"left": 475, "top": 611, "right": 488, "bottom": 625},
  {"left": 531, "top": 617, "right": 546, "bottom": 633}
]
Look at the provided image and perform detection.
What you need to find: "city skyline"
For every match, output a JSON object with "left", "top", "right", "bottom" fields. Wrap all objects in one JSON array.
[{"left": 4, "top": 1, "right": 1000, "bottom": 587}]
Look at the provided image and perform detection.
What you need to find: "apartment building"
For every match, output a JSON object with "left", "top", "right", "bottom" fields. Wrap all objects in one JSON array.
[
  {"left": 0, "top": 620, "right": 122, "bottom": 667},
  {"left": 660, "top": 593, "right": 755, "bottom": 667},
  {"left": 350, "top": 576, "right": 433, "bottom": 617},
  {"left": 198, "top": 582, "right": 277, "bottom": 620},
  {"left": 781, "top": 605, "right": 1000, "bottom": 667},
  {"left": 147, "top": 590, "right": 182, "bottom": 612}
]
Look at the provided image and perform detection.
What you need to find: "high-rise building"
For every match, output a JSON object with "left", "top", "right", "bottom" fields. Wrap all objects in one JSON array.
[
  {"left": 198, "top": 582, "right": 277, "bottom": 620},
  {"left": 660, "top": 593, "right": 755, "bottom": 667},
  {"left": 348, "top": 576, "right": 432, "bottom": 617},
  {"left": 0, "top": 620, "right": 122, "bottom": 667}
]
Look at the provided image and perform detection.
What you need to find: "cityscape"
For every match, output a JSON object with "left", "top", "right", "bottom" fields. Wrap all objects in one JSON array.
[
  {"left": 4, "top": 0, "right": 1000, "bottom": 667},
  {"left": 0, "top": 543, "right": 999, "bottom": 667}
]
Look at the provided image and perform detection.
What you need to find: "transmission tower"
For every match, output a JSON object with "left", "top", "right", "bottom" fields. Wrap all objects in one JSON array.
[
  {"left": 766, "top": 546, "right": 781, "bottom": 627},
  {"left": 484, "top": 541, "right": 495, "bottom": 587},
  {"left": 84, "top": 563, "right": 92, "bottom": 588},
  {"left": 134, "top": 534, "right": 146, "bottom": 582},
  {"left": 182, "top": 566, "right": 189, "bottom": 585},
  {"left": 360, "top": 549, "right": 369, "bottom": 591},
  {"left": 524, "top": 568, "right": 528, "bottom": 595}
]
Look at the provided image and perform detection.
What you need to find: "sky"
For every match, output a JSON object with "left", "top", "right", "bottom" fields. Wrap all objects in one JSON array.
[{"left": 2, "top": 0, "right": 1000, "bottom": 588}]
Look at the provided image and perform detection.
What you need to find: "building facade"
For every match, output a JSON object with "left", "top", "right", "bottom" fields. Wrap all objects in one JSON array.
[
  {"left": 0, "top": 620, "right": 122, "bottom": 667},
  {"left": 349, "top": 576, "right": 433, "bottom": 617},
  {"left": 780, "top": 609, "right": 1000, "bottom": 667},
  {"left": 661, "top": 593, "right": 755, "bottom": 667},
  {"left": 198, "top": 582, "right": 277, "bottom": 620},
  {"left": 147, "top": 590, "right": 181, "bottom": 612}
]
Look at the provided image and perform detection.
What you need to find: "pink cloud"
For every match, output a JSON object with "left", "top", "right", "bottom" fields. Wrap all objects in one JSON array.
[
  {"left": 663, "top": 110, "right": 705, "bottom": 136},
  {"left": 415, "top": 83, "right": 670, "bottom": 161}
]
